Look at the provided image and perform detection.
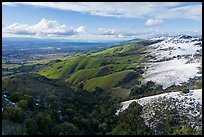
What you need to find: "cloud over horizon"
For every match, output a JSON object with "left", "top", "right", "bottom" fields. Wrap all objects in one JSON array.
[
  {"left": 3, "top": 18, "right": 86, "bottom": 38},
  {"left": 97, "top": 28, "right": 137, "bottom": 38},
  {"left": 3, "top": 19, "right": 139, "bottom": 39}
]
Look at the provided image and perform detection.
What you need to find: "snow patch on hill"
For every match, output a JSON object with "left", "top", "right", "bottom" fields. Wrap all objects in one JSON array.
[
  {"left": 149, "top": 36, "right": 202, "bottom": 60},
  {"left": 143, "top": 58, "right": 201, "bottom": 89},
  {"left": 143, "top": 35, "right": 202, "bottom": 89},
  {"left": 116, "top": 89, "right": 202, "bottom": 115}
]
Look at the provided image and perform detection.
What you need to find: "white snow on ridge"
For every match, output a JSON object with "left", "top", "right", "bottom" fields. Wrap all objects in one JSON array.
[
  {"left": 149, "top": 41, "right": 201, "bottom": 60},
  {"left": 116, "top": 89, "right": 202, "bottom": 115},
  {"left": 148, "top": 35, "right": 202, "bottom": 60},
  {"left": 116, "top": 92, "right": 179, "bottom": 115},
  {"left": 143, "top": 35, "right": 202, "bottom": 89},
  {"left": 143, "top": 58, "right": 201, "bottom": 89}
]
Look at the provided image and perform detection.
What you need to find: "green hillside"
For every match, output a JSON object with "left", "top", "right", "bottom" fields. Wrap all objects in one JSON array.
[
  {"left": 90, "top": 43, "right": 140, "bottom": 56},
  {"left": 37, "top": 41, "right": 147, "bottom": 92},
  {"left": 74, "top": 57, "right": 112, "bottom": 71},
  {"left": 68, "top": 64, "right": 131, "bottom": 84},
  {"left": 37, "top": 57, "right": 81, "bottom": 79},
  {"left": 68, "top": 67, "right": 102, "bottom": 84},
  {"left": 84, "top": 70, "right": 135, "bottom": 91},
  {"left": 37, "top": 56, "right": 113, "bottom": 79}
]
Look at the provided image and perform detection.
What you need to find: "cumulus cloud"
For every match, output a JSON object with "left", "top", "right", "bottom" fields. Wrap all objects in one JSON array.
[
  {"left": 98, "top": 28, "right": 117, "bottom": 36},
  {"left": 76, "top": 26, "right": 86, "bottom": 33},
  {"left": 2, "top": 18, "right": 86, "bottom": 38},
  {"left": 97, "top": 28, "right": 136, "bottom": 38},
  {"left": 145, "top": 19, "right": 163, "bottom": 27},
  {"left": 3, "top": 2, "right": 202, "bottom": 21}
]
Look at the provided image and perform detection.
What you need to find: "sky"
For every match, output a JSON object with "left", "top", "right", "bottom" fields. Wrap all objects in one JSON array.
[{"left": 2, "top": 2, "right": 202, "bottom": 41}]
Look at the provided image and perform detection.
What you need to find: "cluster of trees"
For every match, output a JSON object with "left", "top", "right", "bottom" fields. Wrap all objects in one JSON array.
[
  {"left": 2, "top": 74, "right": 201, "bottom": 135},
  {"left": 112, "top": 102, "right": 150, "bottom": 135},
  {"left": 2, "top": 79, "right": 150, "bottom": 135},
  {"left": 119, "top": 72, "right": 140, "bottom": 85},
  {"left": 130, "top": 81, "right": 163, "bottom": 99}
]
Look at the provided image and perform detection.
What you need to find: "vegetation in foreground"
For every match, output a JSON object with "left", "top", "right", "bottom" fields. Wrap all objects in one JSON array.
[{"left": 2, "top": 73, "right": 201, "bottom": 135}]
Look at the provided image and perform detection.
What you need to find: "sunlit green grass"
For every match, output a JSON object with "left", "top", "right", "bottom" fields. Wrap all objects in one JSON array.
[{"left": 84, "top": 70, "right": 134, "bottom": 91}]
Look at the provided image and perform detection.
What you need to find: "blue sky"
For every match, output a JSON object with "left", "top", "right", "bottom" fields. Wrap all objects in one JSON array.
[{"left": 2, "top": 2, "right": 202, "bottom": 41}]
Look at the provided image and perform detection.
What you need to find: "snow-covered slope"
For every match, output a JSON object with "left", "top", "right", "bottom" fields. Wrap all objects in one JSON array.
[
  {"left": 116, "top": 89, "right": 202, "bottom": 115},
  {"left": 116, "top": 35, "right": 202, "bottom": 133},
  {"left": 143, "top": 35, "right": 202, "bottom": 89},
  {"left": 148, "top": 35, "right": 202, "bottom": 61},
  {"left": 143, "top": 59, "right": 201, "bottom": 89}
]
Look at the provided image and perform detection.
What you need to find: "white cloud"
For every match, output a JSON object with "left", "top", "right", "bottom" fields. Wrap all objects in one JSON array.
[
  {"left": 3, "top": 18, "right": 86, "bottom": 38},
  {"left": 157, "top": 4, "right": 202, "bottom": 21},
  {"left": 2, "top": 2, "right": 16, "bottom": 6},
  {"left": 98, "top": 28, "right": 117, "bottom": 35},
  {"left": 76, "top": 26, "right": 86, "bottom": 33},
  {"left": 145, "top": 19, "right": 163, "bottom": 27},
  {"left": 97, "top": 28, "right": 137, "bottom": 38},
  {"left": 3, "top": 2, "right": 202, "bottom": 21}
]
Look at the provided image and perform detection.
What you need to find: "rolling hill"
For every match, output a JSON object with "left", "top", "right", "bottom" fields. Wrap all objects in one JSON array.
[
  {"left": 37, "top": 35, "right": 202, "bottom": 94},
  {"left": 37, "top": 41, "right": 147, "bottom": 93}
]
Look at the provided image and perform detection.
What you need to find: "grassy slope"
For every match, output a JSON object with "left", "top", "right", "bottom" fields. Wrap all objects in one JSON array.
[
  {"left": 68, "top": 67, "right": 102, "bottom": 84},
  {"left": 37, "top": 42, "right": 147, "bottom": 92},
  {"left": 74, "top": 57, "right": 112, "bottom": 71},
  {"left": 68, "top": 63, "right": 132, "bottom": 84},
  {"left": 37, "top": 57, "right": 81, "bottom": 79},
  {"left": 84, "top": 70, "right": 134, "bottom": 91},
  {"left": 90, "top": 43, "right": 138, "bottom": 56},
  {"left": 37, "top": 55, "right": 114, "bottom": 79}
]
